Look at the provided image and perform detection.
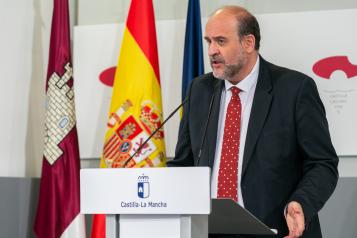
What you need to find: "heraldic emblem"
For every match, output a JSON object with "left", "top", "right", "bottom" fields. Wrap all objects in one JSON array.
[
  {"left": 44, "top": 63, "right": 76, "bottom": 165},
  {"left": 103, "top": 99, "right": 165, "bottom": 168},
  {"left": 137, "top": 174, "right": 150, "bottom": 198}
]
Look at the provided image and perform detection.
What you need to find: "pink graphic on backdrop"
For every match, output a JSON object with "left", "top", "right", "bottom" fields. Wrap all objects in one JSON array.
[
  {"left": 312, "top": 56, "right": 357, "bottom": 79},
  {"left": 99, "top": 66, "right": 116, "bottom": 87}
]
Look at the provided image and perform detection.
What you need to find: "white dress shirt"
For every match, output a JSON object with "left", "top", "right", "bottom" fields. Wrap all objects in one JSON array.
[{"left": 211, "top": 57, "right": 260, "bottom": 207}]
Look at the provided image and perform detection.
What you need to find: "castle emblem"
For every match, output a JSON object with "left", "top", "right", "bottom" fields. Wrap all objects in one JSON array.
[
  {"left": 138, "top": 174, "right": 150, "bottom": 198},
  {"left": 43, "top": 63, "right": 76, "bottom": 165}
]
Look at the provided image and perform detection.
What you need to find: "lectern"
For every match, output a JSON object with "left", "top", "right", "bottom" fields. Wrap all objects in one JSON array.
[{"left": 80, "top": 167, "right": 276, "bottom": 237}]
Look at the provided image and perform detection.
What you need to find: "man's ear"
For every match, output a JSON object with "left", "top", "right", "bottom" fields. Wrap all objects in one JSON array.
[{"left": 242, "top": 34, "right": 256, "bottom": 53}]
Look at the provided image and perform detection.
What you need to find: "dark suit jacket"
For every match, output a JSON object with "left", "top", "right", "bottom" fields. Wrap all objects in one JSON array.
[{"left": 167, "top": 57, "right": 339, "bottom": 237}]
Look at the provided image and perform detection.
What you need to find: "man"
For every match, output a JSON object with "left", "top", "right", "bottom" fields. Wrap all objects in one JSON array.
[{"left": 167, "top": 6, "right": 338, "bottom": 238}]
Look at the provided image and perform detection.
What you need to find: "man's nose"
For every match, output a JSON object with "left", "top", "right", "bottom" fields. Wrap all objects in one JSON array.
[{"left": 208, "top": 43, "right": 219, "bottom": 56}]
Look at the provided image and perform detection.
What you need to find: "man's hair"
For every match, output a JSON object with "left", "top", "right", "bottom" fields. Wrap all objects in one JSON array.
[
  {"left": 236, "top": 12, "right": 261, "bottom": 50},
  {"left": 215, "top": 6, "right": 261, "bottom": 50}
]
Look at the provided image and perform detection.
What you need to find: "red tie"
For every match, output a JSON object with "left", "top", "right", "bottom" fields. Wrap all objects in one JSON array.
[{"left": 217, "top": 86, "right": 241, "bottom": 202}]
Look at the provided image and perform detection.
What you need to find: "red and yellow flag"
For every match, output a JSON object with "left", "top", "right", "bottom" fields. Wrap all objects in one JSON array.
[
  {"left": 91, "top": 0, "right": 165, "bottom": 237},
  {"left": 102, "top": 0, "right": 165, "bottom": 169}
]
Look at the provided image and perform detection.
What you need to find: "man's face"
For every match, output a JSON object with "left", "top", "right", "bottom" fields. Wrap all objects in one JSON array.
[{"left": 204, "top": 12, "right": 247, "bottom": 82}]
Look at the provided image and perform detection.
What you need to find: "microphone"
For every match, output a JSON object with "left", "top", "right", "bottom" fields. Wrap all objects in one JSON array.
[
  {"left": 123, "top": 98, "right": 189, "bottom": 167},
  {"left": 195, "top": 92, "right": 215, "bottom": 166}
]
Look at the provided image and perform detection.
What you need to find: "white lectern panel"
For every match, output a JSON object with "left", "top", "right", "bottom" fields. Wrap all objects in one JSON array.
[{"left": 80, "top": 167, "right": 210, "bottom": 215}]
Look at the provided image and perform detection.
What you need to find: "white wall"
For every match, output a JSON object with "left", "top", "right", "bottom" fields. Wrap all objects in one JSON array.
[
  {"left": 77, "top": 0, "right": 357, "bottom": 25},
  {"left": 1, "top": 0, "right": 356, "bottom": 177},
  {"left": 77, "top": 0, "right": 245, "bottom": 24},
  {"left": 0, "top": 0, "right": 46, "bottom": 177}
]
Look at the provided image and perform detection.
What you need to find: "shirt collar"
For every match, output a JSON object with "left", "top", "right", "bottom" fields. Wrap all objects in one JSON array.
[{"left": 224, "top": 56, "right": 260, "bottom": 93}]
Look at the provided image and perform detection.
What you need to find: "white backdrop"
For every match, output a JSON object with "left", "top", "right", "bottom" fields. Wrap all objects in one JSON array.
[
  {"left": 74, "top": 9, "right": 357, "bottom": 159},
  {"left": 258, "top": 9, "right": 357, "bottom": 155}
]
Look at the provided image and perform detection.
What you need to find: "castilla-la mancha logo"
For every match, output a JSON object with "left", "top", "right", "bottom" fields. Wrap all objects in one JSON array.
[{"left": 138, "top": 174, "right": 150, "bottom": 198}]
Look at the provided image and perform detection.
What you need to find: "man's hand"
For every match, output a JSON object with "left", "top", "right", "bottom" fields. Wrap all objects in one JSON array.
[{"left": 284, "top": 201, "right": 305, "bottom": 238}]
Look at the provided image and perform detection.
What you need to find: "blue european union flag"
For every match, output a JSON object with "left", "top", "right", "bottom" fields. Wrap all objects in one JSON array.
[{"left": 182, "top": 0, "right": 204, "bottom": 101}]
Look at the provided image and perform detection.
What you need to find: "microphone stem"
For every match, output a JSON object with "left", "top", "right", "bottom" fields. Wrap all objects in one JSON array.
[{"left": 196, "top": 92, "right": 215, "bottom": 166}]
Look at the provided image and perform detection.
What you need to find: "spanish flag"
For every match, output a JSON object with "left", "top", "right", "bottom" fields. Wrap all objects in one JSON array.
[{"left": 91, "top": 0, "right": 165, "bottom": 237}]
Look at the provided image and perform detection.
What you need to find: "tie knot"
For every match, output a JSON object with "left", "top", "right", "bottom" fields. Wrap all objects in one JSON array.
[{"left": 231, "top": 86, "right": 240, "bottom": 96}]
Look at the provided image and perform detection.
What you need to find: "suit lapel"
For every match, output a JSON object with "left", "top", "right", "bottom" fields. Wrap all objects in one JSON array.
[
  {"left": 242, "top": 58, "right": 273, "bottom": 179},
  {"left": 205, "top": 79, "right": 224, "bottom": 169}
]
